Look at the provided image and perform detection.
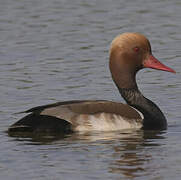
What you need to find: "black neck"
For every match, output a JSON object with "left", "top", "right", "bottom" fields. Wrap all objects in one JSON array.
[{"left": 119, "top": 88, "right": 167, "bottom": 130}]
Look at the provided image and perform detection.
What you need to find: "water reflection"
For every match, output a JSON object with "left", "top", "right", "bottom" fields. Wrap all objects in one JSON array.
[
  {"left": 8, "top": 129, "right": 166, "bottom": 178},
  {"left": 108, "top": 130, "right": 165, "bottom": 178}
]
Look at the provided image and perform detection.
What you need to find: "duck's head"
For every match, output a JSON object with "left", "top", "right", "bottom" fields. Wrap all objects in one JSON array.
[{"left": 109, "top": 32, "right": 175, "bottom": 89}]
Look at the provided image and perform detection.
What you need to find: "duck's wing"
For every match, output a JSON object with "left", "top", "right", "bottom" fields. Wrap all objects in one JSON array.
[{"left": 9, "top": 100, "right": 143, "bottom": 133}]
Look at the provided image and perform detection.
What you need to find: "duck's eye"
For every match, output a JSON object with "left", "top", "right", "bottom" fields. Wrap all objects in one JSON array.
[{"left": 133, "top": 47, "right": 140, "bottom": 53}]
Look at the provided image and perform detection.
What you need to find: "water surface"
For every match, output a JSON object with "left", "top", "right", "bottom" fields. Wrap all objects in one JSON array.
[{"left": 0, "top": 0, "right": 181, "bottom": 179}]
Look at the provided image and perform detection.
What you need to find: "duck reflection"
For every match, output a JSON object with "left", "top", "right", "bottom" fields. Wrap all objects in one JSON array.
[
  {"left": 8, "top": 129, "right": 166, "bottom": 178},
  {"left": 108, "top": 130, "right": 165, "bottom": 178}
]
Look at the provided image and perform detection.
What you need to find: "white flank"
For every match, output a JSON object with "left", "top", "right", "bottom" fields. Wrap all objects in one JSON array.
[{"left": 75, "top": 113, "right": 142, "bottom": 132}]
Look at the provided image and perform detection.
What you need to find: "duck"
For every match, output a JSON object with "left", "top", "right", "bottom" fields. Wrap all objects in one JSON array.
[{"left": 8, "top": 32, "right": 175, "bottom": 134}]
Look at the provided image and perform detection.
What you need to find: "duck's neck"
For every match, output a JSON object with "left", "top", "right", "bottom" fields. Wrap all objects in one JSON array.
[
  {"left": 118, "top": 87, "right": 167, "bottom": 130},
  {"left": 109, "top": 59, "right": 167, "bottom": 129}
]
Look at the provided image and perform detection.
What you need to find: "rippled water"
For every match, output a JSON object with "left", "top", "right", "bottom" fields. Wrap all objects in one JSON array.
[{"left": 0, "top": 0, "right": 181, "bottom": 179}]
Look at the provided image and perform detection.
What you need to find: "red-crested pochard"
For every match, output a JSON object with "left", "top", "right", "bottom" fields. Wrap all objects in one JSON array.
[{"left": 8, "top": 32, "right": 175, "bottom": 133}]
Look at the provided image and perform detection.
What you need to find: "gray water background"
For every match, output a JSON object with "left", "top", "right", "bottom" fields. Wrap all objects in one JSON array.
[{"left": 0, "top": 0, "right": 181, "bottom": 179}]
